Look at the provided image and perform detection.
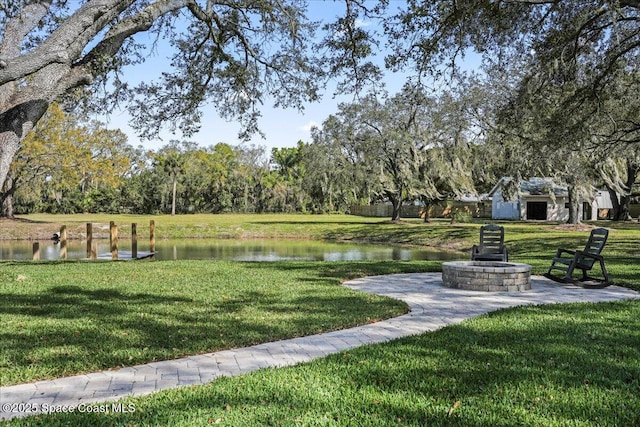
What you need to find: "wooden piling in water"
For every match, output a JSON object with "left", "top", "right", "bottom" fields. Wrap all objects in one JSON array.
[
  {"left": 150, "top": 220, "right": 155, "bottom": 253},
  {"left": 86, "top": 223, "right": 95, "bottom": 259},
  {"left": 32, "top": 242, "right": 40, "bottom": 260},
  {"left": 110, "top": 221, "right": 118, "bottom": 260},
  {"left": 131, "top": 223, "right": 138, "bottom": 259},
  {"left": 60, "top": 225, "right": 67, "bottom": 260}
]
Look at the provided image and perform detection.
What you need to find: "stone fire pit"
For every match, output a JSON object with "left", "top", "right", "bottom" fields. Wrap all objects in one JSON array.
[{"left": 442, "top": 261, "right": 531, "bottom": 292}]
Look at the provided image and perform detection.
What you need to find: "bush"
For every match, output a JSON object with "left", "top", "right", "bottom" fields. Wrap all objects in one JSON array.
[{"left": 450, "top": 207, "right": 473, "bottom": 223}]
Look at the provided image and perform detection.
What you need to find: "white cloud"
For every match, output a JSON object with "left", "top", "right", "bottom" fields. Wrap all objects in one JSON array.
[{"left": 300, "top": 121, "right": 321, "bottom": 133}]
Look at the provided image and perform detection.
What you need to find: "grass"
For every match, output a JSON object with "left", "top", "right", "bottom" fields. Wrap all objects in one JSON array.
[
  {"left": 2, "top": 213, "right": 392, "bottom": 241},
  {"left": 1, "top": 214, "right": 639, "bottom": 425},
  {"left": 0, "top": 260, "right": 433, "bottom": 386},
  {"left": 5, "top": 301, "right": 639, "bottom": 426}
]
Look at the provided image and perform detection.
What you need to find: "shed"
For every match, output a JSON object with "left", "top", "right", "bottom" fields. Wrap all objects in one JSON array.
[{"left": 489, "top": 177, "right": 611, "bottom": 221}]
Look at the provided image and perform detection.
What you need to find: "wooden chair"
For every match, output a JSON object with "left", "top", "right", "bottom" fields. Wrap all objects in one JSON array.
[
  {"left": 544, "top": 228, "right": 612, "bottom": 288},
  {"left": 471, "top": 224, "right": 508, "bottom": 262}
]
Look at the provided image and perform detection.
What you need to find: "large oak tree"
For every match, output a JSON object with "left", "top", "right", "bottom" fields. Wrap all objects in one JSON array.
[
  {"left": 386, "top": 1, "right": 640, "bottom": 222},
  {"left": 0, "top": 0, "right": 380, "bottom": 198},
  {"left": 317, "top": 84, "right": 474, "bottom": 221},
  {"left": 386, "top": 1, "right": 640, "bottom": 147}
]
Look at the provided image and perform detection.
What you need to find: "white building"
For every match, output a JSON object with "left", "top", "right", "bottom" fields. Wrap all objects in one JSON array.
[{"left": 489, "top": 177, "right": 614, "bottom": 221}]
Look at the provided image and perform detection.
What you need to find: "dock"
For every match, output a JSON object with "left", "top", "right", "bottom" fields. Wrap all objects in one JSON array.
[
  {"left": 32, "top": 220, "right": 156, "bottom": 261},
  {"left": 96, "top": 250, "right": 155, "bottom": 260}
]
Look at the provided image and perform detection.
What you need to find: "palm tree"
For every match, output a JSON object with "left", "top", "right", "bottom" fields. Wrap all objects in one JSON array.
[{"left": 155, "top": 151, "right": 184, "bottom": 216}]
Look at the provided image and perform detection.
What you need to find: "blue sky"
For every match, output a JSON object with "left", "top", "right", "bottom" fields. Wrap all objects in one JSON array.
[
  {"left": 97, "top": 1, "right": 411, "bottom": 152},
  {"left": 101, "top": 1, "right": 475, "bottom": 153}
]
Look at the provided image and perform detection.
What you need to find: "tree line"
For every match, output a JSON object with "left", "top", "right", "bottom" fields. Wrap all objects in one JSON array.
[
  {"left": 5, "top": 79, "right": 638, "bottom": 220},
  {"left": 1, "top": 1, "right": 640, "bottom": 221}
]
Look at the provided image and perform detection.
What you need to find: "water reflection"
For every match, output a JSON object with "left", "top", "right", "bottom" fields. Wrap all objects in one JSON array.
[{"left": 0, "top": 239, "right": 463, "bottom": 262}]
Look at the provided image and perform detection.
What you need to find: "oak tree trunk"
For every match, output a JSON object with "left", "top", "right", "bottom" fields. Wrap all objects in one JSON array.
[{"left": 567, "top": 184, "right": 581, "bottom": 225}]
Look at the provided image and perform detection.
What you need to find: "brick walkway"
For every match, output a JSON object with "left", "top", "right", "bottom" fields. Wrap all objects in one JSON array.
[{"left": 1, "top": 273, "right": 638, "bottom": 421}]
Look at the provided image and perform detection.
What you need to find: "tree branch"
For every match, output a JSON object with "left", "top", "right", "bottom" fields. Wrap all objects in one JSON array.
[
  {"left": 0, "top": 2, "right": 50, "bottom": 62},
  {"left": 78, "top": 0, "right": 190, "bottom": 72},
  {"left": 0, "top": 1, "right": 134, "bottom": 85}
]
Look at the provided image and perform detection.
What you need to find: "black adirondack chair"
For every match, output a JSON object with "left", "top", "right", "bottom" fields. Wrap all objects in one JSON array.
[
  {"left": 544, "top": 227, "right": 612, "bottom": 288},
  {"left": 471, "top": 224, "right": 508, "bottom": 262}
]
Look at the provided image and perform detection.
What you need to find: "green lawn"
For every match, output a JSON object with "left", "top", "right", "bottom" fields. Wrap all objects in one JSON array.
[
  {"left": 0, "top": 260, "right": 431, "bottom": 386},
  {"left": 1, "top": 214, "right": 639, "bottom": 426},
  {"left": 5, "top": 301, "right": 639, "bottom": 426}
]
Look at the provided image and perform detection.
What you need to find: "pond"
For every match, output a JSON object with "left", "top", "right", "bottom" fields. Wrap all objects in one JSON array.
[{"left": 0, "top": 238, "right": 464, "bottom": 262}]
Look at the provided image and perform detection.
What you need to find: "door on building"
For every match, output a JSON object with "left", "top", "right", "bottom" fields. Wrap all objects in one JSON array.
[
  {"left": 526, "top": 202, "right": 547, "bottom": 220},
  {"left": 582, "top": 202, "right": 592, "bottom": 220}
]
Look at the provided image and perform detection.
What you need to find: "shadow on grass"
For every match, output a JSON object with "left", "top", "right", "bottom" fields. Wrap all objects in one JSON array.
[
  {"left": 248, "top": 220, "right": 386, "bottom": 226},
  {"left": 0, "top": 263, "right": 410, "bottom": 385},
  {"left": 508, "top": 234, "right": 584, "bottom": 256},
  {"left": 322, "top": 223, "right": 478, "bottom": 247},
  {"left": 0, "top": 285, "right": 194, "bottom": 318},
  {"left": 241, "top": 260, "right": 442, "bottom": 284},
  {"left": 32, "top": 301, "right": 640, "bottom": 427},
  {"left": 0, "top": 217, "right": 50, "bottom": 224}
]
